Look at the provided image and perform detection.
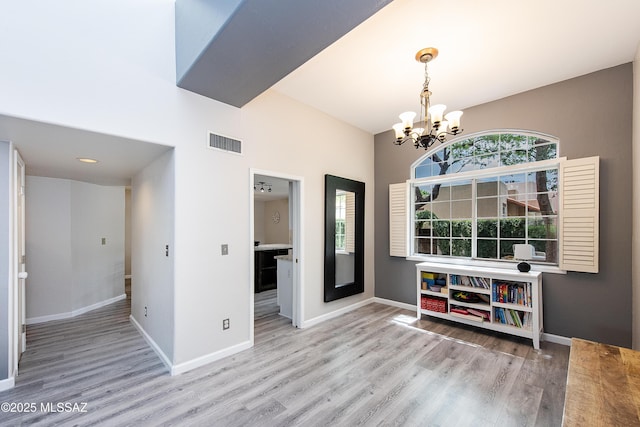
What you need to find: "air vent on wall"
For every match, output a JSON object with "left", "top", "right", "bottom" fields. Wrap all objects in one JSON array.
[{"left": 208, "top": 132, "right": 242, "bottom": 154}]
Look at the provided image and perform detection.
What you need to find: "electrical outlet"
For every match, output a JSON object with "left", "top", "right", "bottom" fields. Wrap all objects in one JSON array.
[
  {"left": 165, "top": 245, "right": 169, "bottom": 257},
  {"left": 144, "top": 306, "right": 148, "bottom": 317},
  {"left": 222, "top": 318, "right": 230, "bottom": 330},
  {"left": 101, "top": 237, "right": 106, "bottom": 245}
]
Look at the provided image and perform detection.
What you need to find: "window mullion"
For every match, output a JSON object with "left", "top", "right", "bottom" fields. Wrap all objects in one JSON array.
[{"left": 471, "top": 178, "right": 478, "bottom": 259}]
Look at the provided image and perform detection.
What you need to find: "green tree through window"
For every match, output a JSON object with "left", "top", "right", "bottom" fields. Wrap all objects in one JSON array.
[{"left": 412, "top": 131, "right": 559, "bottom": 264}]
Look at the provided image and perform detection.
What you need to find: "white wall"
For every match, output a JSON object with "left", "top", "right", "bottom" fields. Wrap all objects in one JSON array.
[
  {"left": 131, "top": 150, "right": 175, "bottom": 361},
  {"left": 24, "top": 177, "right": 73, "bottom": 318},
  {"left": 0, "top": 0, "right": 375, "bottom": 370},
  {"left": 25, "top": 177, "right": 125, "bottom": 320},
  {"left": 242, "top": 90, "right": 375, "bottom": 321},
  {"left": 70, "top": 181, "right": 125, "bottom": 310}
]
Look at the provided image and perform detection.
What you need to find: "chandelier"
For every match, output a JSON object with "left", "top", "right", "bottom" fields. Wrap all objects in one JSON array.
[
  {"left": 254, "top": 181, "right": 272, "bottom": 193},
  {"left": 393, "top": 47, "right": 463, "bottom": 149}
]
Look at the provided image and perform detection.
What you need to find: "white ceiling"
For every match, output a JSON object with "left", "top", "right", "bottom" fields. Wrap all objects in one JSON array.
[
  {"left": 2, "top": 0, "right": 639, "bottom": 186},
  {"left": 254, "top": 175, "right": 290, "bottom": 201},
  {"left": 274, "top": 0, "right": 640, "bottom": 134},
  {"left": 0, "top": 115, "right": 172, "bottom": 186}
]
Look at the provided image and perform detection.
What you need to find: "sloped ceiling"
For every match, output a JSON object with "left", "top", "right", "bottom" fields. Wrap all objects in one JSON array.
[
  {"left": 177, "top": 0, "right": 640, "bottom": 135},
  {"left": 175, "top": 0, "right": 393, "bottom": 108}
]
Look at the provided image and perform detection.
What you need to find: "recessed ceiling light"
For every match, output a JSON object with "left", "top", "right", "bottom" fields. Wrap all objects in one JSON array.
[{"left": 76, "top": 157, "right": 99, "bottom": 164}]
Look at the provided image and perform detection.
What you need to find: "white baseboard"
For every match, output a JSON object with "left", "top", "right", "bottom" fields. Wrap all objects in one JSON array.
[
  {"left": 171, "top": 341, "right": 252, "bottom": 376},
  {"left": 129, "top": 314, "right": 172, "bottom": 373},
  {"left": 0, "top": 376, "right": 15, "bottom": 392},
  {"left": 129, "top": 315, "right": 252, "bottom": 376},
  {"left": 372, "top": 297, "right": 416, "bottom": 312},
  {"left": 301, "top": 297, "right": 375, "bottom": 329},
  {"left": 26, "top": 294, "right": 127, "bottom": 325},
  {"left": 542, "top": 332, "right": 572, "bottom": 346}
]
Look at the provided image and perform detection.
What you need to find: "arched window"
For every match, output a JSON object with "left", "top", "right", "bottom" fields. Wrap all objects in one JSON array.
[{"left": 410, "top": 131, "right": 559, "bottom": 264}]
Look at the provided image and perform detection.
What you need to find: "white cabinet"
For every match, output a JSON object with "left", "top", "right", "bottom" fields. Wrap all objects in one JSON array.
[{"left": 416, "top": 262, "right": 543, "bottom": 349}]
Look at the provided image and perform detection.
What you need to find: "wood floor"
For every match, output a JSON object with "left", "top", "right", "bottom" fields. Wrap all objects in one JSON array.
[{"left": 0, "top": 291, "right": 569, "bottom": 426}]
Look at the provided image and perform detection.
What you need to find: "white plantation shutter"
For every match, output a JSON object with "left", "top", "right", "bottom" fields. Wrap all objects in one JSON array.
[
  {"left": 559, "top": 156, "right": 599, "bottom": 273},
  {"left": 345, "top": 191, "right": 356, "bottom": 253},
  {"left": 389, "top": 183, "right": 408, "bottom": 257}
]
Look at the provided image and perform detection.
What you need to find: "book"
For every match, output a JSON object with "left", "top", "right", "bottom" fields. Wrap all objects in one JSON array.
[
  {"left": 450, "top": 311, "right": 484, "bottom": 322},
  {"left": 467, "top": 308, "right": 490, "bottom": 320}
]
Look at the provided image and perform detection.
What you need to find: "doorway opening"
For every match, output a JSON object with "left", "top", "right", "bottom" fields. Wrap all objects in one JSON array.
[{"left": 250, "top": 170, "right": 303, "bottom": 344}]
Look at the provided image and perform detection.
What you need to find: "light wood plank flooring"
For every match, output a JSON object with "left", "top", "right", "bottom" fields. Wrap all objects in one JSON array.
[
  {"left": 0, "top": 294, "right": 569, "bottom": 426},
  {"left": 255, "top": 289, "right": 279, "bottom": 320}
]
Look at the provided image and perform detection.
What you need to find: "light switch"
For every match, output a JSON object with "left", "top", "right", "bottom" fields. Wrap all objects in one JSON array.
[
  {"left": 221, "top": 244, "right": 229, "bottom": 255},
  {"left": 101, "top": 237, "right": 106, "bottom": 245}
]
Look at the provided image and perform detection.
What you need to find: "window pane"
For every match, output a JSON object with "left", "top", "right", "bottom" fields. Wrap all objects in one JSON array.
[
  {"left": 414, "top": 184, "right": 432, "bottom": 203},
  {"left": 450, "top": 140, "right": 475, "bottom": 159},
  {"left": 499, "top": 173, "right": 526, "bottom": 195},
  {"left": 477, "top": 178, "right": 498, "bottom": 197},
  {"left": 500, "top": 149, "right": 528, "bottom": 166},
  {"left": 431, "top": 201, "right": 450, "bottom": 219},
  {"left": 527, "top": 192, "right": 558, "bottom": 216},
  {"left": 500, "top": 239, "right": 525, "bottom": 259},
  {"left": 415, "top": 237, "right": 434, "bottom": 255},
  {"left": 477, "top": 239, "right": 497, "bottom": 259},
  {"left": 530, "top": 240, "right": 558, "bottom": 263},
  {"left": 433, "top": 220, "right": 450, "bottom": 237},
  {"left": 527, "top": 169, "right": 558, "bottom": 193},
  {"left": 500, "top": 133, "right": 528, "bottom": 150},
  {"left": 477, "top": 219, "right": 498, "bottom": 238},
  {"left": 477, "top": 197, "right": 499, "bottom": 217},
  {"left": 451, "top": 220, "right": 472, "bottom": 237},
  {"left": 529, "top": 139, "right": 557, "bottom": 161},
  {"left": 434, "top": 239, "right": 450, "bottom": 256},
  {"left": 415, "top": 163, "right": 432, "bottom": 179},
  {"left": 500, "top": 218, "right": 526, "bottom": 238},
  {"left": 475, "top": 153, "right": 500, "bottom": 169},
  {"left": 473, "top": 135, "right": 499, "bottom": 154},
  {"left": 450, "top": 180, "right": 472, "bottom": 200},
  {"left": 449, "top": 157, "right": 475, "bottom": 174},
  {"left": 431, "top": 148, "right": 446, "bottom": 162},
  {"left": 415, "top": 220, "right": 431, "bottom": 235},
  {"left": 451, "top": 239, "right": 471, "bottom": 257},
  {"left": 528, "top": 217, "right": 557, "bottom": 239},
  {"left": 451, "top": 201, "right": 471, "bottom": 219}
]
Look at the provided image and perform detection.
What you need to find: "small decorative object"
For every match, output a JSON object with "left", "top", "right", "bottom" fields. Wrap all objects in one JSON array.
[
  {"left": 272, "top": 210, "right": 280, "bottom": 223},
  {"left": 514, "top": 244, "right": 535, "bottom": 272},
  {"left": 452, "top": 291, "right": 480, "bottom": 303}
]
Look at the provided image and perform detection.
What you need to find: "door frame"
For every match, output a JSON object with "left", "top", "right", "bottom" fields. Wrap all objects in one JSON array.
[
  {"left": 249, "top": 169, "right": 303, "bottom": 345},
  {"left": 8, "top": 146, "right": 26, "bottom": 379}
]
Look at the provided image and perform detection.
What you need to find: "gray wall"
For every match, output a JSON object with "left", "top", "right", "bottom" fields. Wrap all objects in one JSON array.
[{"left": 375, "top": 63, "right": 633, "bottom": 347}]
